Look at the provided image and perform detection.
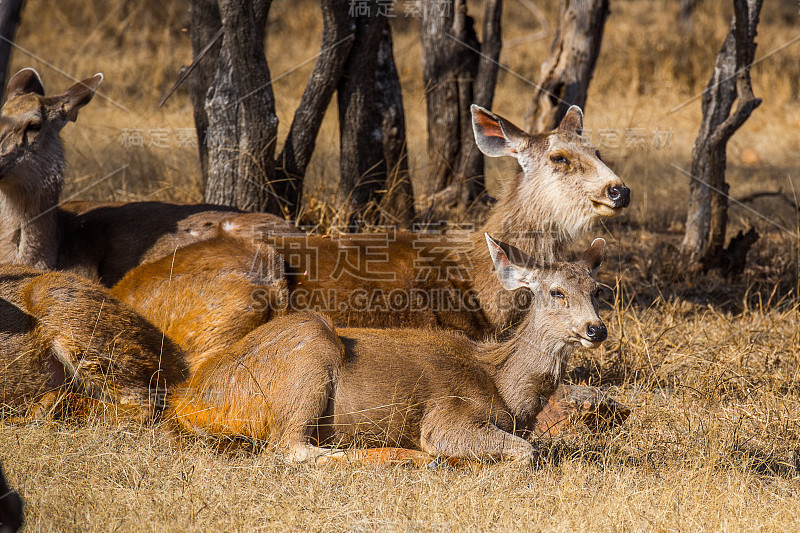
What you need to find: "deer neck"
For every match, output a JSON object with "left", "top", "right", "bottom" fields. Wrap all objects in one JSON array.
[
  {"left": 0, "top": 165, "right": 62, "bottom": 269},
  {"left": 465, "top": 182, "right": 570, "bottom": 331},
  {"left": 481, "top": 311, "right": 573, "bottom": 427}
]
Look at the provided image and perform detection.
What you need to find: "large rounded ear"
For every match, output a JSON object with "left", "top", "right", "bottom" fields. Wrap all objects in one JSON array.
[
  {"left": 485, "top": 233, "right": 539, "bottom": 291},
  {"left": 52, "top": 73, "right": 103, "bottom": 122},
  {"left": 471, "top": 105, "right": 529, "bottom": 158},
  {"left": 557, "top": 105, "right": 584, "bottom": 135},
  {"left": 6, "top": 68, "right": 45, "bottom": 99},
  {"left": 580, "top": 238, "right": 605, "bottom": 276}
]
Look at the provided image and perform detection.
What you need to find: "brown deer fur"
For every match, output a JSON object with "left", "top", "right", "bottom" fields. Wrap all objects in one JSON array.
[
  {"left": 169, "top": 236, "right": 607, "bottom": 462},
  {"left": 0, "top": 266, "right": 187, "bottom": 419},
  {"left": 0, "top": 68, "right": 294, "bottom": 286},
  {"left": 110, "top": 234, "right": 289, "bottom": 372}
]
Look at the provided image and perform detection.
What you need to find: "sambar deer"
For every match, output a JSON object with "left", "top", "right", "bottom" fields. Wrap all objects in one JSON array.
[
  {"left": 168, "top": 235, "right": 607, "bottom": 463},
  {"left": 0, "top": 68, "right": 294, "bottom": 286},
  {"left": 0, "top": 266, "right": 186, "bottom": 421},
  {"left": 0, "top": 67, "right": 626, "bottom": 339},
  {"left": 264, "top": 104, "right": 628, "bottom": 337},
  {"left": 109, "top": 233, "right": 289, "bottom": 373}
]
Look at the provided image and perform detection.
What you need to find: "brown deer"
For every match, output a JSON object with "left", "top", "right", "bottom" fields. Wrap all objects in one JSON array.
[
  {"left": 262, "top": 104, "right": 628, "bottom": 337},
  {"left": 0, "top": 68, "right": 295, "bottom": 286},
  {"left": 168, "top": 235, "right": 607, "bottom": 463},
  {"left": 109, "top": 233, "right": 289, "bottom": 373},
  {"left": 0, "top": 265, "right": 187, "bottom": 420}
]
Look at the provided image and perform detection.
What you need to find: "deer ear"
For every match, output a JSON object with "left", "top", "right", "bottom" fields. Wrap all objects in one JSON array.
[
  {"left": 485, "top": 233, "right": 538, "bottom": 291},
  {"left": 580, "top": 238, "right": 605, "bottom": 276},
  {"left": 54, "top": 73, "right": 103, "bottom": 122},
  {"left": 557, "top": 105, "right": 584, "bottom": 135},
  {"left": 6, "top": 68, "right": 45, "bottom": 98},
  {"left": 471, "top": 105, "right": 528, "bottom": 158}
]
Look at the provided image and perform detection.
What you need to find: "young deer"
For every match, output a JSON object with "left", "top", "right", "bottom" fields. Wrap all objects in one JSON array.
[
  {"left": 264, "top": 105, "right": 628, "bottom": 337},
  {"left": 0, "top": 265, "right": 187, "bottom": 420},
  {"left": 168, "top": 235, "right": 607, "bottom": 463},
  {"left": 0, "top": 68, "right": 294, "bottom": 286}
]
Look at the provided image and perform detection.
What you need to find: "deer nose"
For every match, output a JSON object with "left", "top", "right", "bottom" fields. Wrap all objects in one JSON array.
[
  {"left": 586, "top": 324, "right": 607, "bottom": 343},
  {"left": 607, "top": 186, "right": 630, "bottom": 208}
]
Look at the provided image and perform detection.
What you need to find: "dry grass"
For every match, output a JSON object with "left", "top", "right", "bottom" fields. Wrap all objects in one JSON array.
[{"left": 2, "top": 0, "right": 800, "bottom": 531}]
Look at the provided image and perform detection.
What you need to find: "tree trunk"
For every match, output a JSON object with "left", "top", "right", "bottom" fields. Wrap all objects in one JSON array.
[
  {"left": 525, "top": 0, "right": 609, "bottom": 133},
  {"left": 275, "top": 0, "right": 355, "bottom": 218},
  {"left": 375, "top": 23, "right": 414, "bottom": 227},
  {"left": 203, "top": 0, "right": 281, "bottom": 214},
  {"left": 419, "top": 0, "right": 479, "bottom": 199},
  {"left": 455, "top": 0, "right": 502, "bottom": 206},
  {"left": 0, "top": 0, "right": 25, "bottom": 102},
  {"left": 335, "top": 4, "right": 387, "bottom": 226},
  {"left": 681, "top": 0, "right": 763, "bottom": 270},
  {"left": 187, "top": 0, "right": 222, "bottom": 180}
]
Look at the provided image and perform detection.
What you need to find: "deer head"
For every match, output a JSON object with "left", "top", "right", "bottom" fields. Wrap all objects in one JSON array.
[
  {"left": 0, "top": 68, "right": 102, "bottom": 184},
  {"left": 485, "top": 233, "right": 607, "bottom": 349},
  {"left": 472, "top": 105, "right": 630, "bottom": 239}
]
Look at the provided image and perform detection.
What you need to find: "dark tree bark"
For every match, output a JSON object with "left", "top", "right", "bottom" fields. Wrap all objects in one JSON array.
[
  {"left": 0, "top": 0, "right": 25, "bottom": 103},
  {"left": 525, "top": 0, "right": 609, "bottom": 134},
  {"left": 187, "top": 0, "right": 222, "bottom": 180},
  {"left": 375, "top": 24, "right": 414, "bottom": 227},
  {"left": 419, "top": 0, "right": 478, "bottom": 199},
  {"left": 203, "top": 0, "right": 280, "bottom": 214},
  {"left": 335, "top": 5, "right": 387, "bottom": 225},
  {"left": 455, "top": 0, "right": 502, "bottom": 206},
  {"left": 681, "top": 0, "right": 763, "bottom": 270},
  {"left": 275, "top": 0, "right": 355, "bottom": 218},
  {"left": 419, "top": 0, "right": 503, "bottom": 208}
]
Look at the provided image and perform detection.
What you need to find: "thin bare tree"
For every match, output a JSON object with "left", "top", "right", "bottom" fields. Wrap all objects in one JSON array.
[
  {"left": 0, "top": 0, "right": 24, "bottom": 102},
  {"left": 525, "top": 0, "right": 609, "bottom": 134},
  {"left": 681, "top": 0, "right": 763, "bottom": 270},
  {"left": 419, "top": 0, "right": 503, "bottom": 207}
]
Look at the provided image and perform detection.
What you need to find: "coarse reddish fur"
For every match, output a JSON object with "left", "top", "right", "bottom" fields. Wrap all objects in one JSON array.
[
  {"left": 168, "top": 237, "right": 607, "bottom": 463},
  {"left": 110, "top": 234, "right": 289, "bottom": 372},
  {"left": 0, "top": 69, "right": 295, "bottom": 287},
  {"left": 0, "top": 265, "right": 187, "bottom": 420}
]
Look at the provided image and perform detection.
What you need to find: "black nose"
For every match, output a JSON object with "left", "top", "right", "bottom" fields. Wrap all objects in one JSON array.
[
  {"left": 607, "top": 186, "right": 630, "bottom": 207},
  {"left": 586, "top": 324, "right": 607, "bottom": 343}
]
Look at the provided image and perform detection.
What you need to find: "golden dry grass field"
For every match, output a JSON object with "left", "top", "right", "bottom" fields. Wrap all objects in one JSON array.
[{"left": 2, "top": 0, "right": 800, "bottom": 531}]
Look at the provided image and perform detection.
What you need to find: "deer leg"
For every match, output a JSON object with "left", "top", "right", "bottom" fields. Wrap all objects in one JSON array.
[
  {"left": 420, "top": 410, "right": 537, "bottom": 463},
  {"left": 313, "top": 447, "right": 443, "bottom": 467}
]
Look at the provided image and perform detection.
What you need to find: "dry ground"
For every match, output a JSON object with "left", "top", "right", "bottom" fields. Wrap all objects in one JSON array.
[{"left": 2, "top": 1, "right": 800, "bottom": 531}]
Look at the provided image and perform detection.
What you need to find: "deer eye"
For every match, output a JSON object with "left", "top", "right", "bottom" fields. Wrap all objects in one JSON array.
[
  {"left": 24, "top": 121, "right": 42, "bottom": 144},
  {"left": 549, "top": 153, "right": 569, "bottom": 165},
  {"left": 550, "top": 288, "right": 565, "bottom": 299}
]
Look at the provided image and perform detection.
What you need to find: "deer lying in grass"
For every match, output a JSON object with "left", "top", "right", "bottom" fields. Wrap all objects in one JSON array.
[
  {"left": 0, "top": 266, "right": 186, "bottom": 421},
  {"left": 0, "top": 68, "right": 294, "bottom": 286},
  {"left": 265, "top": 104, "right": 628, "bottom": 337},
  {"left": 109, "top": 233, "right": 289, "bottom": 373},
  {"left": 168, "top": 235, "right": 607, "bottom": 463},
  {"left": 0, "top": 67, "right": 626, "bottom": 338}
]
